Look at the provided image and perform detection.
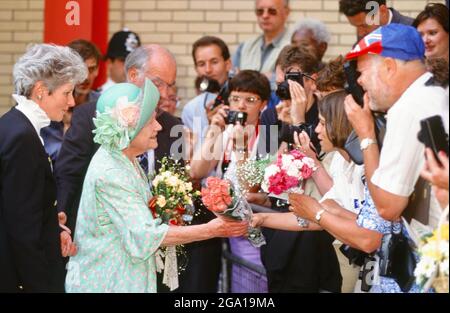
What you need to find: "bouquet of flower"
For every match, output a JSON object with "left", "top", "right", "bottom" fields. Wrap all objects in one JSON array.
[
  {"left": 414, "top": 208, "right": 449, "bottom": 293},
  {"left": 149, "top": 157, "right": 200, "bottom": 291},
  {"left": 261, "top": 149, "right": 318, "bottom": 201},
  {"left": 201, "top": 177, "right": 266, "bottom": 248},
  {"left": 235, "top": 157, "right": 273, "bottom": 194}
]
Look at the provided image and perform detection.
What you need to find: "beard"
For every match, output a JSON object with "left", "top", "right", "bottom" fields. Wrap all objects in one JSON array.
[{"left": 366, "top": 74, "right": 391, "bottom": 113}]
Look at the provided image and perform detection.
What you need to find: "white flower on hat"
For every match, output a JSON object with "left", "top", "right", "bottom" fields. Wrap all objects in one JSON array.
[{"left": 111, "top": 96, "right": 141, "bottom": 128}]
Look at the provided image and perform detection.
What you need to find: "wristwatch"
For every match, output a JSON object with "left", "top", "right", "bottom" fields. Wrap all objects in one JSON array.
[
  {"left": 315, "top": 209, "right": 327, "bottom": 224},
  {"left": 360, "top": 138, "right": 378, "bottom": 151}
]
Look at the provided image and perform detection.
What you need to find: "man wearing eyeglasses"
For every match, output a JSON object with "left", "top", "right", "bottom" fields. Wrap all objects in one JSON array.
[
  {"left": 233, "top": 0, "right": 292, "bottom": 82},
  {"left": 54, "top": 45, "right": 185, "bottom": 273}
]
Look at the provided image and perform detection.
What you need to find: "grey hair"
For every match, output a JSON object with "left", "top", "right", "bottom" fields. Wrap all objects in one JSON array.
[
  {"left": 293, "top": 18, "right": 331, "bottom": 44},
  {"left": 13, "top": 43, "right": 87, "bottom": 97},
  {"left": 125, "top": 45, "right": 176, "bottom": 81}
]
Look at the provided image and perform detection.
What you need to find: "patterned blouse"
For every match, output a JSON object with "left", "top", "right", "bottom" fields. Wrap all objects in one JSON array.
[
  {"left": 65, "top": 147, "right": 169, "bottom": 293},
  {"left": 357, "top": 185, "right": 421, "bottom": 293}
]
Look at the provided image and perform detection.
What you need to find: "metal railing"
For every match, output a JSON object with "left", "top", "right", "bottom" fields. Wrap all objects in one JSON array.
[{"left": 218, "top": 204, "right": 276, "bottom": 293}]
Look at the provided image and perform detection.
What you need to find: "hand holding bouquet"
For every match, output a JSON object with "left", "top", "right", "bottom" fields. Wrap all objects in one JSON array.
[
  {"left": 262, "top": 149, "right": 318, "bottom": 200},
  {"left": 201, "top": 177, "right": 266, "bottom": 248},
  {"left": 149, "top": 157, "right": 200, "bottom": 291}
]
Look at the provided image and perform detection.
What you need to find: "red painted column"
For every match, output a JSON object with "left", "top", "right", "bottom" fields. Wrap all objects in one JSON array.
[{"left": 44, "top": 0, "right": 109, "bottom": 88}]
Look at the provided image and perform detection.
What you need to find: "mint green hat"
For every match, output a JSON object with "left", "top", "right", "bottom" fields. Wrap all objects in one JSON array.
[{"left": 93, "top": 79, "right": 160, "bottom": 151}]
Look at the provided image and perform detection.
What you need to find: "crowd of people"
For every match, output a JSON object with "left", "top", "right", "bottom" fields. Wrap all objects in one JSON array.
[{"left": 0, "top": 0, "right": 448, "bottom": 293}]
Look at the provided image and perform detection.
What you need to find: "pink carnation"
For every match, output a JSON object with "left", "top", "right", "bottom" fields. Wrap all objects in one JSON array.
[
  {"left": 301, "top": 164, "right": 314, "bottom": 179},
  {"left": 268, "top": 170, "right": 299, "bottom": 195},
  {"left": 201, "top": 177, "right": 233, "bottom": 213}
]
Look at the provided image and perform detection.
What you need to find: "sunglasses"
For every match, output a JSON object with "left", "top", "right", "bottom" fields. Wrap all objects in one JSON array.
[{"left": 255, "top": 8, "right": 278, "bottom": 16}]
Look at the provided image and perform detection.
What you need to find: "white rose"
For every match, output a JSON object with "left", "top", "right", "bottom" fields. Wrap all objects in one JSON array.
[
  {"left": 167, "top": 176, "right": 179, "bottom": 188},
  {"left": 186, "top": 182, "right": 193, "bottom": 192},
  {"left": 178, "top": 183, "right": 186, "bottom": 194},
  {"left": 157, "top": 196, "right": 167, "bottom": 208}
]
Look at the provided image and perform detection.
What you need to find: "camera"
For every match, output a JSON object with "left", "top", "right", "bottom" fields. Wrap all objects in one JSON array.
[
  {"left": 418, "top": 115, "right": 449, "bottom": 165},
  {"left": 210, "top": 75, "right": 234, "bottom": 110},
  {"left": 197, "top": 76, "right": 221, "bottom": 94},
  {"left": 280, "top": 123, "right": 321, "bottom": 155},
  {"left": 225, "top": 110, "right": 248, "bottom": 125},
  {"left": 276, "top": 72, "right": 304, "bottom": 101},
  {"left": 339, "top": 244, "right": 369, "bottom": 267},
  {"left": 280, "top": 123, "right": 315, "bottom": 144},
  {"left": 344, "top": 60, "right": 365, "bottom": 107}
]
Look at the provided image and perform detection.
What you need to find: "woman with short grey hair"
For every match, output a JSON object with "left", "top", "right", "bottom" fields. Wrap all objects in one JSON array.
[{"left": 0, "top": 43, "right": 87, "bottom": 292}]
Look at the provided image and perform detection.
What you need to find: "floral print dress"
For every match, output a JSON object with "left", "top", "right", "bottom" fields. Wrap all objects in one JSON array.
[
  {"left": 65, "top": 147, "right": 169, "bottom": 293},
  {"left": 357, "top": 185, "right": 421, "bottom": 293}
]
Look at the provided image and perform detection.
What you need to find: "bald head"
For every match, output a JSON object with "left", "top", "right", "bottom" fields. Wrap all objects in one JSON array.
[{"left": 125, "top": 44, "right": 177, "bottom": 111}]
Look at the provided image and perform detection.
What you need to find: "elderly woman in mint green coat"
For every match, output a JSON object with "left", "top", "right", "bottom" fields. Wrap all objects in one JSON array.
[{"left": 65, "top": 80, "right": 247, "bottom": 293}]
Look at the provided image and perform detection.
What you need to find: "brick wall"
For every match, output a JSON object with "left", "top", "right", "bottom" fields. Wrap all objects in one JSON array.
[{"left": 0, "top": 0, "right": 445, "bottom": 116}]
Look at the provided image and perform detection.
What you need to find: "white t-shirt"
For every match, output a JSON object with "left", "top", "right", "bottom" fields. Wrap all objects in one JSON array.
[
  {"left": 372, "top": 72, "right": 449, "bottom": 197},
  {"left": 321, "top": 152, "right": 366, "bottom": 214}
]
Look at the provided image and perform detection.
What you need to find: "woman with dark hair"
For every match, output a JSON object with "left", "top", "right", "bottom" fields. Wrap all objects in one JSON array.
[
  {"left": 413, "top": 3, "right": 449, "bottom": 61},
  {"left": 190, "top": 70, "right": 271, "bottom": 292}
]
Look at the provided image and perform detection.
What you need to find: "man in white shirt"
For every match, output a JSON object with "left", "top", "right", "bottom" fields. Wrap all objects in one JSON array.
[
  {"left": 344, "top": 24, "right": 449, "bottom": 228},
  {"left": 182, "top": 36, "right": 232, "bottom": 153}
]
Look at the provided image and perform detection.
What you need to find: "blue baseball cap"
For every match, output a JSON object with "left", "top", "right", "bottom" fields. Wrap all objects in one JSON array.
[{"left": 346, "top": 24, "right": 425, "bottom": 61}]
